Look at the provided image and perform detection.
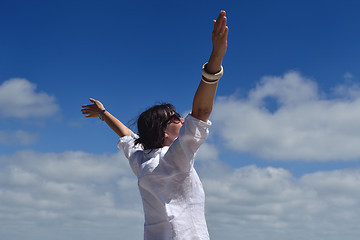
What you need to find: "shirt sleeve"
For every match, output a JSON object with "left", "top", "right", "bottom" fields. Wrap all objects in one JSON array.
[
  {"left": 117, "top": 134, "right": 143, "bottom": 176},
  {"left": 163, "top": 114, "right": 211, "bottom": 173}
]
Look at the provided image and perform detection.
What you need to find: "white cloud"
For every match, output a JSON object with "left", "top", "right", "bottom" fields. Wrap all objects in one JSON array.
[
  {"left": 0, "top": 78, "right": 59, "bottom": 118},
  {"left": 0, "top": 130, "right": 39, "bottom": 145},
  {"left": 343, "top": 72, "right": 354, "bottom": 80},
  {"left": 196, "top": 145, "right": 360, "bottom": 240},
  {"left": 332, "top": 82, "right": 360, "bottom": 100},
  {"left": 248, "top": 71, "right": 318, "bottom": 107},
  {"left": 213, "top": 71, "right": 360, "bottom": 161},
  {"left": 0, "top": 151, "right": 143, "bottom": 240},
  {"left": 197, "top": 142, "right": 219, "bottom": 162},
  {"left": 1, "top": 149, "right": 360, "bottom": 240}
]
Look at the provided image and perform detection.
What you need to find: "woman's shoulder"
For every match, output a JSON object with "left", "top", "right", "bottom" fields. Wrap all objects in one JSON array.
[{"left": 185, "top": 114, "right": 212, "bottom": 127}]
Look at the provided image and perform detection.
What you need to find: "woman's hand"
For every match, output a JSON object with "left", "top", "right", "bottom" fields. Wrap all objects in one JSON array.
[
  {"left": 81, "top": 98, "right": 105, "bottom": 118},
  {"left": 206, "top": 10, "right": 229, "bottom": 74},
  {"left": 212, "top": 10, "right": 228, "bottom": 57}
]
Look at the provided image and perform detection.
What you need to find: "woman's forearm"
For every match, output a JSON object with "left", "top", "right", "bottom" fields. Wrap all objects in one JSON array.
[
  {"left": 206, "top": 52, "right": 224, "bottom": 73},
  {"left": 102, "top": 111, "right": 133, "bottom": 137},
  {"left": 191, "top": 53, "right": 222, "bottom": 122},
  {"left": 81, "top": 98, "right": 133, "bottom": 138}
]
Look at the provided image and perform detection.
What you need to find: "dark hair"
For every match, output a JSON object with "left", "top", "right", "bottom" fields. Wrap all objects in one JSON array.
[{"left": 134, "top": 103, "right": 176, "bottom": 150}]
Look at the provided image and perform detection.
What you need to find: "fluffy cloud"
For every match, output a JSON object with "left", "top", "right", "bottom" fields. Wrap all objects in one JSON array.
[
  {"left": 213, "top": 71, "right": 360, "bottom": 161},
  {"left": 201, "top": 164, "right": 360, "bottom": 240},
  {"left": 0, "top": 78, "right": 59, "bottom": 118},
  {"left": 1, "top": 149, "right": 360, "bottom": 240},
  {"left": 0, "top": 151, "right": 143, "bottom": 240},
  {"left": 0, "top": 130, "right": 39, "bottom": 145}
]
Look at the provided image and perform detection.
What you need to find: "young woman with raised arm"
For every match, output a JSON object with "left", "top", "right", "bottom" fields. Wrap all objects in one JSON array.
[{"left": 81, "top": 10, "right": 228, "bottom": 240}]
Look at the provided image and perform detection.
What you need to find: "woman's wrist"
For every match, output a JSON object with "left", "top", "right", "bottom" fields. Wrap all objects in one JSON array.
[{"left": 206, "top": 54, "right": 224, "bottom": 73}]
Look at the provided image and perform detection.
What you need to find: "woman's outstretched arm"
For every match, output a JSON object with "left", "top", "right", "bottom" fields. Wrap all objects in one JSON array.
[
  {"left": 191, "top": 10, "right": 228, "bottom": 122},
  {"left": 81, "top": 98, "right": 134, "bottom": 137}
]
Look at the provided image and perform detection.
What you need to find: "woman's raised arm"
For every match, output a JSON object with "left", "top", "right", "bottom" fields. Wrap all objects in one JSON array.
[
  {"left": 191, "top": 10, "right": 229, "bottom": 122},
  {"left": 81, "top": 98, "right": 133, "bottom": 137}
]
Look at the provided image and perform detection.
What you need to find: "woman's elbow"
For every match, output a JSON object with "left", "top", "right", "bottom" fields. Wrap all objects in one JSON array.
[{"left": 191, "top": 107, "right": 212, "bottom": 122}]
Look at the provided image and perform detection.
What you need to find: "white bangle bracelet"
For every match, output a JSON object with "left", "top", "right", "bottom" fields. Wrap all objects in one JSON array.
[
  {"left": 201, "top": 76, "right": 220, "bottom": 84},
  {"left": 201, "top": 62, "right": 224, "bottom": 80}
]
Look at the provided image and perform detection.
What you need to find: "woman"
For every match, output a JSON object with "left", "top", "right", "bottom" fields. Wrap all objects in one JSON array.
[{"left": 81, "top": 10, "right": 228, "bottom": 240}]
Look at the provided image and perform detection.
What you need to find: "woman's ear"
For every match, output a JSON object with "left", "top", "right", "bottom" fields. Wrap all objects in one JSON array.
[{"left": 163, "top": 132, "right": 171, "bottom": 147}]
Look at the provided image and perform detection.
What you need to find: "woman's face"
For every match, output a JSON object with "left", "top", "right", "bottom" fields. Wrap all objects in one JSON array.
[{"left": 164, "top": 113, "right": 184, "bottom": 145}]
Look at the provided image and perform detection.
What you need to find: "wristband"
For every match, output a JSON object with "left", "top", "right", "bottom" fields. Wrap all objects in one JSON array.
[
  {"left": 99, "top": 110, "right": 106, "bottom": 121},
  {"left": 201, "top": 62, "right": 223, "bottom": 80}
]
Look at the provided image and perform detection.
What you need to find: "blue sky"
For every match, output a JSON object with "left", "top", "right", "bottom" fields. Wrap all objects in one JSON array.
[{"left": 2, "top": 0, "right": 360, "bottom": 239}]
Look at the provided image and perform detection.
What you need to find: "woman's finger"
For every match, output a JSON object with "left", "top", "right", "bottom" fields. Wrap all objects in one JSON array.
[
  {"left": 218, "top": 16, "right": 227, "bottom": 35},
  {"left": 224, "top": 26, "right": 229, "bottom": 38},
  {"left": 216, "top": 10, "right": 225, "bottom": 23},
  {"left": 83, "top": 104, "right": 97, "bottom": 110},
  {"left": 213, "top": 11, "right": 226, "bottom": 35},
  {"left": 81, "top": 109, "right": 89, "bottom": 114}
]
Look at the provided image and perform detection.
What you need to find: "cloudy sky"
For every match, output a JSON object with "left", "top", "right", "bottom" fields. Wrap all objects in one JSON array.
[{"left": 1, "top": 0, "right": 360, "bottom": 239}]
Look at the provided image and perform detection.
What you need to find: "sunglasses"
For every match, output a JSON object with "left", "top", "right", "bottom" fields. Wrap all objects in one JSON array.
[{"left": 165, "top": 112, "right": 182, "bottom": 124}]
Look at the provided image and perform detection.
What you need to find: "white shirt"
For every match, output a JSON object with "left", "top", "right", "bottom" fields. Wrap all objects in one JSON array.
[{"left": 118, "top": 114, "right": 211, "bottom": 240}]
